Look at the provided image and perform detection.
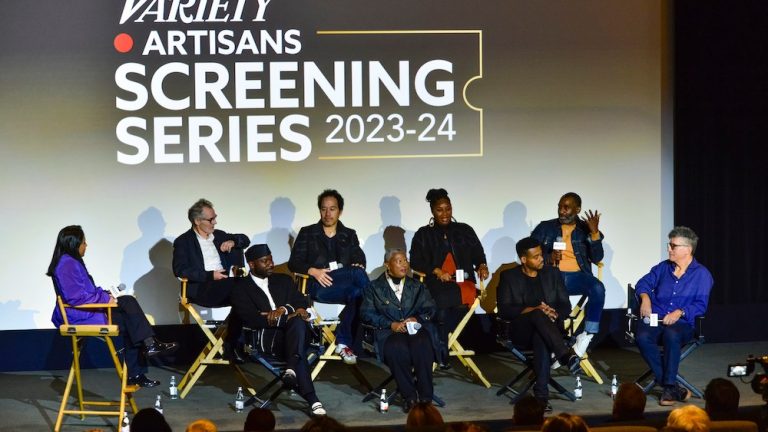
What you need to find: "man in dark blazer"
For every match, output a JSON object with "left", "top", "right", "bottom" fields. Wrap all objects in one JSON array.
[
  {"left": 496, "top": 237, "right": 581, "bottom": 411},
  {"left": 172, "top": 198, "right": 250, "bottom": 361},
  {"left": 288, "top": 189, "right": 368, "bottom": 364},
  {"left": 231, "top": 244, "right": 326, "bottom": 417}
]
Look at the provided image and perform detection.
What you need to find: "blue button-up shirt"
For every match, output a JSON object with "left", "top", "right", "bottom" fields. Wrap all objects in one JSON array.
[{"left": 634, "top": 258, "right": 713, "bottom": 327}]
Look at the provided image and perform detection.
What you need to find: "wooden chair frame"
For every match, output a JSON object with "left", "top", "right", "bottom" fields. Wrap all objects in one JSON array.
[
  {"left": 54, "top": 297, "right": 138, "bottom": 431},
  {"left": 294, "top": 273, "right": 373, "bottom": 391},
  {"left": 177, "top": 278, "right": 255, "bottom": 398},
  {"left": 562, "top": 261, "right": 605, "bottom": 384},
  {"left": 424, "top": 270, "right": 491, "bottom": 388}
]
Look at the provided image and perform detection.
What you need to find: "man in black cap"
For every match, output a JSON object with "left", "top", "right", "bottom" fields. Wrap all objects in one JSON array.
[{"left": 230, "top": 244, "right": 327, "bottom": 416}]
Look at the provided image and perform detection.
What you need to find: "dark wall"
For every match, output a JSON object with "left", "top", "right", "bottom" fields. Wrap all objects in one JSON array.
[{"left": 674, "top": 1, "right": 768, "bottom": 312}]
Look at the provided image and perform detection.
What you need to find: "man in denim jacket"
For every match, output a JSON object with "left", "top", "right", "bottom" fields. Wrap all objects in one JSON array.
[{"left": 531, "top": 192, "right": 604, "bottom": 356}]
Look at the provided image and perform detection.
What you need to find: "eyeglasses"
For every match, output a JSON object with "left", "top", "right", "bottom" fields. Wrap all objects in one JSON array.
[
  {"left": 201, "top": 215, "right": 217, "bottom": 223},
  {"left": 667, "top": 242, "right": 690, "bottom": 250}
]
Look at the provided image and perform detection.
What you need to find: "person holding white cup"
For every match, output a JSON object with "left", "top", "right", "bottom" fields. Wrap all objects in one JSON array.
[{"left": 361, "top": 249, "right": 438, "bottom": 413}]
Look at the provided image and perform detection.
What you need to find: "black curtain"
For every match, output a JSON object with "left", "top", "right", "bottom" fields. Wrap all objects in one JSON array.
[{"left": 674, "top": 1, "right": 768, "bottom": 305}]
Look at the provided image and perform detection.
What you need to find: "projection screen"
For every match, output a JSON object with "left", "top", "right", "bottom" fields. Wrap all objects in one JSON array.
[{"left": 0, "top": 0, "right": 670, "bottom": 330}]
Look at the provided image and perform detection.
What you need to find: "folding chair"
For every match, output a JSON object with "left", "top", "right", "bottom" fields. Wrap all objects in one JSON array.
[
  {"left": 427, "top": 268, "right": 491, "bottom": 388},
  {"left": 177, "top": 278, "right": 255, "bottom": 398},
  {"left": 240, "top": 326, "right": 320, "bottom": 409},
  {"left": 294, "top": 273, "right": 373, "bottom": 391},
  {"left": 54, "top": 296, "right": 138, "bottom": 432},
  {"left": 625, "top": 284, "right": 706, "bottom": 398},
  {"left": 562, "top": 261, "right": 604, "bottom": 384},
  {"left": 495, "top": 317, "right": 577, "bottom": 404}
]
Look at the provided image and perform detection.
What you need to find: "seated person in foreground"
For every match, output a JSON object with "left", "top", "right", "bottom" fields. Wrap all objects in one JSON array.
[
  {"left": 361, "top": 249, "right": 437, "bottom": 413},
  {"left": 704, "top": 378, "right": 740, "bottom": 421},
  {"left": 531, "top": 192, "right": 606, "bottom": 356},
  {"left": 666, "top": 405, "right": 711, "bottom": 432},
  {"left": 542, "top": 413, "right": 589, "bottom": 432},
  {"left": 172, "top": 198, "right": 251, "bottom": 362},
  {"left": 288, "top": 189, "right": 369, "bottom": 364},
  {"left": 230, "top": 244, "right": 326, "bottom": 417},
  {"left": 612, "top": 382, "right": 647, "bottom": 422},
  {"left": 496, "top": 237, "right": 581, "bottom": 410},
  {"left": 48, "top": 225, "right": 177, "bottom": 387},
  {"left": 635, "top": 226, "right": 712, "bottom": 406}
]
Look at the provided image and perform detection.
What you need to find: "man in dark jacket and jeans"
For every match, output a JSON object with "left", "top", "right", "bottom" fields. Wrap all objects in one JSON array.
[{"left": 532, "top": 192, "right": 605, "bottom": 357}]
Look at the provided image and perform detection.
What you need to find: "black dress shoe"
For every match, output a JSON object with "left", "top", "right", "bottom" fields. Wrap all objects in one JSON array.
[
  {"left": 403, "top": 399, "right": 417, "bottom": 413},
  {"left": 127, "top": 374, "right": 160, "bottom": 388},
  {"left": 143, "top": 340, "right": 179, "bottom": 358}
]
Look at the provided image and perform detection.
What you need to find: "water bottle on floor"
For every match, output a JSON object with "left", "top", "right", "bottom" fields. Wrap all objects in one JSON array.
[
  {"left": 169, "top": 375, "right": 178, "bottom": 400},
  {"left": 235, "top": 386, "right": 245, "bottom": 412},
  {"left": 574, "top": 376, "right": 582, "bottom": 400},
  {"left": 611, "top": 374, "right": 618, "bottom": 399},
  {"left": 121, "top": 411, "right": 130, "bottom": 432},
  {"left": 154, "top": 394, "right": 163, "bottom": 414},
  {"left": 380, "top": 389, "right": 389, "bottom": 413}
]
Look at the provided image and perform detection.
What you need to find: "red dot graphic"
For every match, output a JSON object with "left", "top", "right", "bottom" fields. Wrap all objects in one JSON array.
[{"left": 114, "top": 33, "right": 134, "bottom": 53}]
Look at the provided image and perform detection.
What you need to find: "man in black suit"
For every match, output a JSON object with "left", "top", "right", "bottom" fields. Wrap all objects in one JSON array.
[
  {"left": 172, "top": 198, "right": 250, "bottom": 362},
  {"left": 288, "top": 189, "right": 368, "bottom": 364},
  {"left": 231, "top": 244, "right": 327, "bottom": 417},
  {"left": 496, "top": 237, "right": 581, "bottom": 410}
]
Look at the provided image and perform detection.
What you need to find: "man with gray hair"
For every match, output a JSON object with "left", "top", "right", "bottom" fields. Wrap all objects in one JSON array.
[
  {"left": 635, "top": 226, "right": 713, "bottom": 406},
  {"left": 173, "top": 198, "right": 251, "bottom": 362}
]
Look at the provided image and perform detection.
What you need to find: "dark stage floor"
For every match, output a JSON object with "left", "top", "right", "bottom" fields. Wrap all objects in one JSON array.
[{"left": 2, "top": 342, "right": 766, "bottom": 431}]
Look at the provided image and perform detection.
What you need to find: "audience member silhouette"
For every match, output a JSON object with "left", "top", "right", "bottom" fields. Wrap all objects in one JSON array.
[
  {"left": 406, "top": 402, "right": 445, "bottom": 429},
  {"left": 541, "top": 413, "right": 590, "bottom": 432},
  {"left": 131, "top": 408, "right": 172, "bottom": 432},
  {"left": 300, "top": 415, "right": 347, "bottom": 432},
  {"left": 704, "top": 378, "right": 740, "bottom": 421},
  {"left": 612, "top": 383, "right": 647, "bottom": 421},
  {"left": 243, "top": 407, "right": 277, "bottom": 432},
  {"left": 186, "top": 418, "right": 218, "bottom": 432},
  {"left": 513, "top": 394, "right": 545, "bottom": 427}
]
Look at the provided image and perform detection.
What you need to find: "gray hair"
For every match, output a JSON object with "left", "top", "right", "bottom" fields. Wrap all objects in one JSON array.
[
  {"left": 188, "top": 198, "right": 213, "bottom": 225},
  {"left": 384, "top": 248, "right": 407, "bottom": 263},
  {"left": 668, "top": 226, "right": 699, "bottom": 254}
]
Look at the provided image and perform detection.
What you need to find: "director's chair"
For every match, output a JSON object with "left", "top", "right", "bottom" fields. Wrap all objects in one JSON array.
[
  {"left": 561, "top": 261, "right": 605, "bottom": 384},
  {"left": 54, "top": 296, "right": 138, "bottom": 432},
  {"left": 294, "top": 273, "right": 373, "bottom": 391},
  {"left": 625, "top": 284, "right": 706, "bottom": 398},
  {"left": 177, "top": 278, "right": 255, "bottom": 398},
  {"left": 427, "top": 269, "right": 491, "bottom": 388}
]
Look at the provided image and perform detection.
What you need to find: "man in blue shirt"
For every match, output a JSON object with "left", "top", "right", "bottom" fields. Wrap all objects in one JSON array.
[{"left": 635, "top": 226, "right": 713, "bottom": 406}]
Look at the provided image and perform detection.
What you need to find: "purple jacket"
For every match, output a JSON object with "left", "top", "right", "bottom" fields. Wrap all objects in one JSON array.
[{"left": 51, "top": 255, "right": 110, "bottom": 326}]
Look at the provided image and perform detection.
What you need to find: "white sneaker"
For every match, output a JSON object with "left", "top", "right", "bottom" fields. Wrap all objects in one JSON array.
[
  {"left": 334, "top": 343, "right": 347, "bottom": 354},
  {"left": 337, "top": 346, "right": 357, "bottom": 365},
  {"left": 573, "top": 332, "right": 594, "bottom": 358},
  {"left": 311, "top": 402, "right": 327, "bottom": 416}
]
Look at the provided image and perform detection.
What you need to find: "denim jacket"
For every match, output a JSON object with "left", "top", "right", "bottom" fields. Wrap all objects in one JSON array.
[{"left": 531, "top": 218, "right": 604, "bottom": 274}]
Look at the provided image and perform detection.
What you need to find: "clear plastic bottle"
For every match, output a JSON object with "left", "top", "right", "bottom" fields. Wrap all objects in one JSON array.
[
  {"left": 379, "top": 389, "right": 389, "bottom": 413},
  {"left": 235, "top": 386, "right": 245, "bottom": 413},
  {"left": 154, "top": 394, "right": 163, "bottom": 414},
  {"left": 121, "top": 411, "right": 130, "bottom": 432},
  {"left": 611, "top": 374, "right": 619, "bottom": 399},
  {"left": 169, "top": 375, "right": 178, "bottom": 400},
  {"left": 574, "top": 376, "right": 583, "bottom": 400}
]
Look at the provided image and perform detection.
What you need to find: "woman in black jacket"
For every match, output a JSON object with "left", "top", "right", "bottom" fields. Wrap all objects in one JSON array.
[{"left": 409, "top": 188, "right": 489, "bottom": 367}]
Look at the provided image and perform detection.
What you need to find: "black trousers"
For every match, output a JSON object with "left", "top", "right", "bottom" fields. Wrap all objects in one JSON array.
[
  {"left": 262, "top": 318, "right": 319, "bottom": 405},
  {"left": 382, "top": 329, "right": 434, "bottom": 402},
  {"left": 433, "top": 304, "right": 468, "bottom": 364},
  {"left": 187, "top": 279, "right": 242, "bottom": 347},
  {"left": 506, "top": 310, "right": 569, "bottom": 400},
  {"left": 113, "top": 295, "right": 154, "bottom": 376}
]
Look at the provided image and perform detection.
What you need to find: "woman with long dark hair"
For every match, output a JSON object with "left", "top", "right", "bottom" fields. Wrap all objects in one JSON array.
[
  {"left": 409, "top": 188, "right": 489, "bottom": 368},
  {"left": 48, "top": 225, "right": 177, "bottom": 387}
]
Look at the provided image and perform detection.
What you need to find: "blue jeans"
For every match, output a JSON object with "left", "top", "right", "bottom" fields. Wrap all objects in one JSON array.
[
  {"left": 561, "top": 271, "right": 605, "bottom": 334},
  {"left": 307, "top": 267, "right": 368, "bottom": 347},
  {"left": 635, "top": 320, "right": 694, "bottom": 386}
]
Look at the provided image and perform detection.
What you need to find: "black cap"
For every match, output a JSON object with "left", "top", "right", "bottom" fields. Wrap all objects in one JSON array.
[{"left": 245, "top": 244, "right": 271, "bottom": 261}]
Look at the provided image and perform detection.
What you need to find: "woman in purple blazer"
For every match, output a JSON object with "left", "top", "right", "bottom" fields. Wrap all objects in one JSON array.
[{"left": 48, "top": 225, "right": 177, "bottom": 387}]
